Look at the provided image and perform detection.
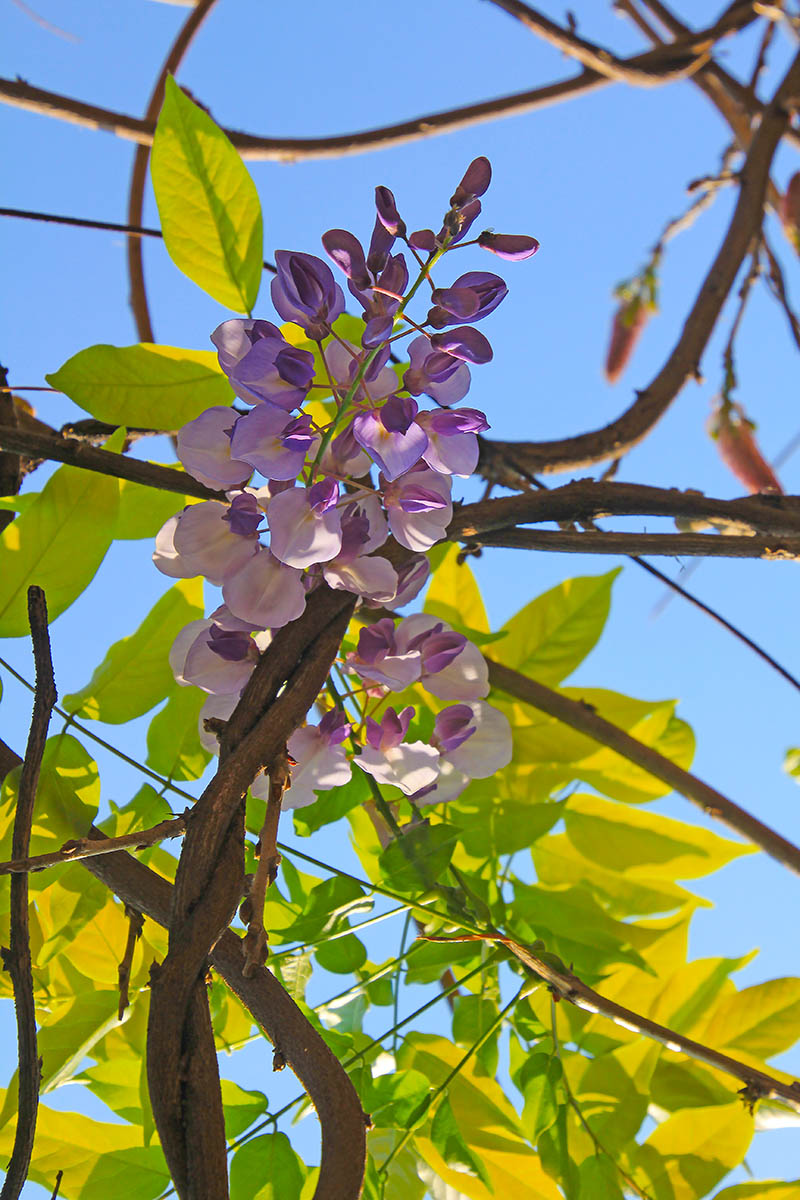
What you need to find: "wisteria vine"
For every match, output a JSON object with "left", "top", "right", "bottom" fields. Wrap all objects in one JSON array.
[{"left": 153, "top": 157, "right": 538, "bottom": 813}]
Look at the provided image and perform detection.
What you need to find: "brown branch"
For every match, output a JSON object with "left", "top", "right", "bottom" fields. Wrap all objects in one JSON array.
[
  {"left": 0, "top": 366, "right": 21, "bottom": 536},
  {"left": 451, "top": 479, "right": 800, "bottom": 538},
  {"left": 117, "top": 905, "right": 144, "bottom": 1021},
  {"left": 48, "top": 1171, "right": 62, "bottom": 1200},
  {"left": 487, "top": 657, "right": 800, "bottom": 877},
  {"left": 126, "top": 0, "right": 217, "bottom": 341},
  {"left": 0, "top": 423, "right": 224, "bottom": 501},
  {"left": 763, "top": 235, "right": 800, "bottom": 352},
  {"left": 485, "top": 0, "right": 756, "bottom": 84},
  {"left": 242, "top": 748, "right": 291, "bottom": 978},
  {"left": 147, "top": 587, "right": 358, "bottom": 1198},
  {"left": 470, "top": 527, "right": 800, "bottom": 557},
  {"left": 0, "top": 588, "right": 56, "bottom": 1200},
  {"left": 477, "top": 48, "right": 800, "bottom": 481},
  {"left": 0, "top": 812, "right": 189, "bottom": 876}
]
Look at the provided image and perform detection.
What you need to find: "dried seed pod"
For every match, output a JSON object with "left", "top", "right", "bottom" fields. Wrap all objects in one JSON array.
[
  {"left": 709, "top": 402, "right": 782, "bottom": 494},
  {"left": 604, "top": 298, "right": 648, "bottom": 383}
]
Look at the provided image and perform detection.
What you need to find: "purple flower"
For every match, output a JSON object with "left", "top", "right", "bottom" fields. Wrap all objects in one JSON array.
[
  {"left": 267, "top": 481, "right": 343, "bottom": 569},
  {"left": 357, "top": 706, "right": 440, "bottom": 795},
  {"left": 478, "top": 232, "right": 540, "bottom": 261},
  {"left": 353, "top": 395, "right": 428, "bottom": 481},
  {"left": 428, "top": 272, "right": 507, "bottom": 329},
  {"left": 395, "top": 614, "right": 489, "bottom": 700},
  {"left": 429, "top": 327, "right": 493, "bottom": 365},
  {"left": 390, "top": 555, "right": 431, "bottom": 608},
  {"left": 171, "top": 618, "right": 259, "bottom": 695},
  {"left": 176, "top": 406, "right": 252, "bottom": 490},
  {"left": 375, "top": 186, "right": 406, "bottom": 237},
  {"left": 415, "top": 700, "right": 513, "bottom": 806},
  {"left": 433, "top": 704, "right": 477, "bottom": 753},
  {"left": 417, "top": 407, "right": 489, "bottom": 476},
  {"left": 230, "top": 407, "right": 317, "bottom": 480},
  {"left": 211, "top": 319, "right": 315, "bottom": 410},
  {"left": 451, "top": 157, "right": 492, "bottom": 206},
  {"left": 222, "top": 547, "right": 307, "bottom": 629},
  {"left": 252, "top": 709, "right": 353, "bottom": 810},
  {"left": 348, "top": 618, "right": 422, "bottom": 691},
  {"left": 223, "top": 491, "right": 264, "bottom": 536},
  {"left": 403, "top": 337, "right": 471, "bottom": 407},
  {"left": 321, "top": 229, "right": 370, "bottom": 289},
  {"left": 155, "top": 499, "right": 260, "bottom": 586},
  {"left": 382, "top": 466, "right": 453, "bottom": 552},
  {"left": 271, "top": 251, "right": 345, "bottom": 340},
  {"left": 409, "top": 229, "right": 437, "bottom": 254}
]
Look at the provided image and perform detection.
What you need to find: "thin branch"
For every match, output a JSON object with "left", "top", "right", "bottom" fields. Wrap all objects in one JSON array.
[
  {"left": 0, "top": 365, "right": 21, "bottom": 536},
  {"left": 487, "top": 657, "right": 800, "bottom": 878},
  {"left": 471, "top": 527, "right": 800, "bottom": 557},
  {"left": 477, "top": 49, "right": 800, "bottom": 482},
  {"left": 0, "top": 588, "right": 56, "bottom": 1200},
  {"left": 0, "top": 813, "right": 189, "bottom": 876},
  {"left": 0, "top": 9, "right": 759, "bottom": 168},
  {"left": 48, "top": 1171, "right": 63, "bottom": 1200},
  {"left": 0, "top": 423, "right": 224, "bottom": 501},
  {"left": 763, "top": 234, "right": 800, "bottom": 352},
  {"left": 485, "top": 0, "right": 756, "bottom": 84},
  {"left": 241, "top": 747, "right": 291, "bottom": 978},
  {"left": 117, "top": 905, "right": 144, "bottom": 1021},
  {"left": 0, "top": 207, "right": 278, "bottom": 274},
  {"left": 126, "top": 0, "right": 218, "bottom": 341}
]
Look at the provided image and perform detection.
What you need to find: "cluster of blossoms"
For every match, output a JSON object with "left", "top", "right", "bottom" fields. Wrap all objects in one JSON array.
[{"left": 154, "top": 158, "right": 538, "bottom": 811}]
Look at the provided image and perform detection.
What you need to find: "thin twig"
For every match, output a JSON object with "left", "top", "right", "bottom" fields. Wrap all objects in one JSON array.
[
  {"left": 118, "top": 905, "right": 144, "bottom": 1021},
  {"left": 48, "top": 1171, "right": 63, "bottom": 1200},
  {"left": 473, "top": 527, "right": 800, "bottom": 556},
  {"left": 763, "top": 235, "right": 800, "bottom": 352},
  {"left": 0, "top": 813, "right": 189, "bottom": 876},
  {"left": 241, "top": 747, "right": 291, "bottom": 977},
  {"left": 126, "top": 0, "right": 217, "bottom": 341},
  {"left": 0, "top": 587, "right": 56, "bottom": 1200}
]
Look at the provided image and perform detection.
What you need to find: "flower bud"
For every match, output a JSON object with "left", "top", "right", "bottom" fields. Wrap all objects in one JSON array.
[
  {"left": 478, "top": 232, "right": 539, "bottom": 261},
  {"left": 604, "top": 298, "right": 648, "bottom": 384},
  {"left": 709, "top": 402, "right": 782, "bottom": 494}
]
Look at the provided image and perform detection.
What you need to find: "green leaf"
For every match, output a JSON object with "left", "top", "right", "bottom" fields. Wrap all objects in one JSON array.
[
  {"left": 0, "top": 734, "right": 99, "bottom": 857},
  {"left": 453, "top": 995, "right": 501, "bottom": 1076},
  {"left": 379, "top": 822, "right": 461, "bottom": 894},
  {"left": 230, "top": 1132, "right": 305, "bottom": 1200},
  {"left": 425, "top": 544, "right": 489, "bottom": 632},
  {"left": 292, "top": 769, "right": 371, "bottom": 836},
  {"left": 220, "top": 1080, "right": 268, "bottom": 1140},
  {"left": 146, "top": 684, "right": 212, "bottom": 781},
  {"left": 0, "top": 492, "right": 38, "bottom": 515},
  {"left": 579, "top": 1156, "right": 624, "bottom": 1198},
  {"left": 271, "top": 953, "right": 313, "bottom": 1005},
  {"left": 47, "top": 342, "right": 234, "bottom": 427},
  {"left": 151, "top": 76, "right": 263, "bottom": 312},
  {"left": 698, "top": 977, "right": 800, "bottom": 1059},
  {"left": 315, "top": 932, "right": 367, "bottom": 974},
  {"left": 715, "top": 1184, "right": 800, "bottom": 1199},
  {"left": 635, "top": 1102, "right": 753, "bottom": 1200},
  {"left": 366, "top": 1069, "right": 431, "bottom": 1129},
  {"left": 562, "top": 792, "right": 752, "bottom": 880},
  {"left": 431, "top": 1095, "right": 494, "bottom": 1190},
  {"left": 63, "top": 578, "right": 203, "bottom": 722},
  {"left": 495, "top": 569, "right": 620, "bottom": 685},
  {"left": 520, "top": 1054, "right": 561, "bottom": 1144},
  {"left": 0, "top": 461, "right": 119, "bottom": 636},
  {"left": 116, "top": 475, "right": 193, "bottom": 540}
]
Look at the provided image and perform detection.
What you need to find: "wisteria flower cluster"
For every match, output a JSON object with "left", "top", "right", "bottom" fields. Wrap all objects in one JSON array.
[{"left": 154, "top": 158, "right": 537, "bottom": 812}]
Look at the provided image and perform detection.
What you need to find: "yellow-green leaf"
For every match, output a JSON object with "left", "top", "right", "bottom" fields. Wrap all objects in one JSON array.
[
  {"left": 425, "top": 544, "right": 489, "bottom": 632},
  {"left": 698, "top": 977, "right": 800, "bottom": 1060},
  {"left": 0, "top": 462, "right": 119, "bottom": 636},
  {"left": 495, "top": 569, "right": 620, "bottom": 685},
  {"left": 0, "top": 734, "right": 99, "bottom": 857},
  {"left": 146, "top": 684, "right": 212, "bottom": 780},
  {"left": 563, "top": 792, "right": 752, "bottom": 880},
  {"left": 63, "top": 578, "right": 203, "bottom": 722},
  {"left": 47, "top": 342, "right": 234, "bottom": 428},
  {"left": 151, "top": 76, "right": 263, "bottom": 312},
  {"left": 635, "top": 1102, "right": 753, "bottom": 1200}
]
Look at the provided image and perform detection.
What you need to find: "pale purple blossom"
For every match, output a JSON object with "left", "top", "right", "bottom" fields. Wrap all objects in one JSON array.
[
  {"left": 271, "top": 251, "right": 345, "bottom": 340},
  {"left": 382, "top": 466, "right": 452, "bottom": 552},
  {"left": 348, "top": 618, "right": 422, "bottom": 691},
  {"left": 403, "top": 337, "right": 471, "bottom": 407},
  {"left": 267, "top": 480, "right": 343, "bottom": 569},
  {"left": 394, "top": 614, "right": 489, "bottom": 700},
  {"left": 211, "top": 319, "right": 315, "bottom": 409},
  {"left": 222, "top": 547, "right": 307, "bottom": 628},
  {"left": 429, "top": 327, "right": 492, "bottom": 365},
  {"left": 176, "top": 406, "right": 252, "bottom": 490},
  {"left": 389, "top": 555, "right": 431, "bottom": 608},
  {"left": 416, "top": 408, "right": 488, "bottom": 476},
  {"left": 170, "top": 618, "right": 259, "bottom": 695},
  {"left": 322, "top": 497, "right": 397, "bottom": 603},
  {"left": 356, "top": 706, "right": 440, "bottom": 795},
  {"left": 198, "top": 691, "right": 240, "bottom": 754},
  {"left": 414, "top": 700, "right": 512, "bottom": 806},
  {"left": 230, "top": 407, "right": 317, "bottom": 480},
  {"left": 251, "top": 708, "right": 353, "bottom": 810},
  {"left": 353, "top": 396, "right": 428, "bottom": 481},
  {"left": 154, "top": 499, "right": 259, "bottom": 585}
]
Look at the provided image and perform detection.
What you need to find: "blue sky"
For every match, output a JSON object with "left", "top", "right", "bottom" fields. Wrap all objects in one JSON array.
[{"left": 4, "top": 0, "right": 800, "bottom": 1192}]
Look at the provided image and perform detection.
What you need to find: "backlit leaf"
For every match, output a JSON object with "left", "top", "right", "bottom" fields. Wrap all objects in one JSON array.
[
  {"left": 146, "top": 683, "right": 211, "bottom": 780},
  {"left": 63, "top": 578, "right": 203, "bottom": 722},
  {"left": 230, "top": 1132, "right": 305, "bottom": 1200},
  {"left": 47, "top": 342, "right": 234, "bottom": 428},
  {"left": 151, "top": 76, "right": 263, "bottom": 312},
  {"left": 425, "top": 544, "right": 489, "bottom": 633},
  {"left": 635, "top": 1102, "right": 753, "bottom": 1200},
  {"left": 494, "top": 569, "right": 620, "bottom": 685},
  {"left": 0, "top": 462, "right": 118, "bottom": 636}
]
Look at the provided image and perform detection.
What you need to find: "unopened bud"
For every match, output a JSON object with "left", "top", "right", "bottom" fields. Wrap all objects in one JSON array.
[
  {"left": 709, "top": 403, "right": 782, "bottom": 494},
  {"left": 604, "top": 298, "right": 648, "bottom": 383},
  {"left": 478, "top": 232, "right": 539, "bottom": 261}
]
